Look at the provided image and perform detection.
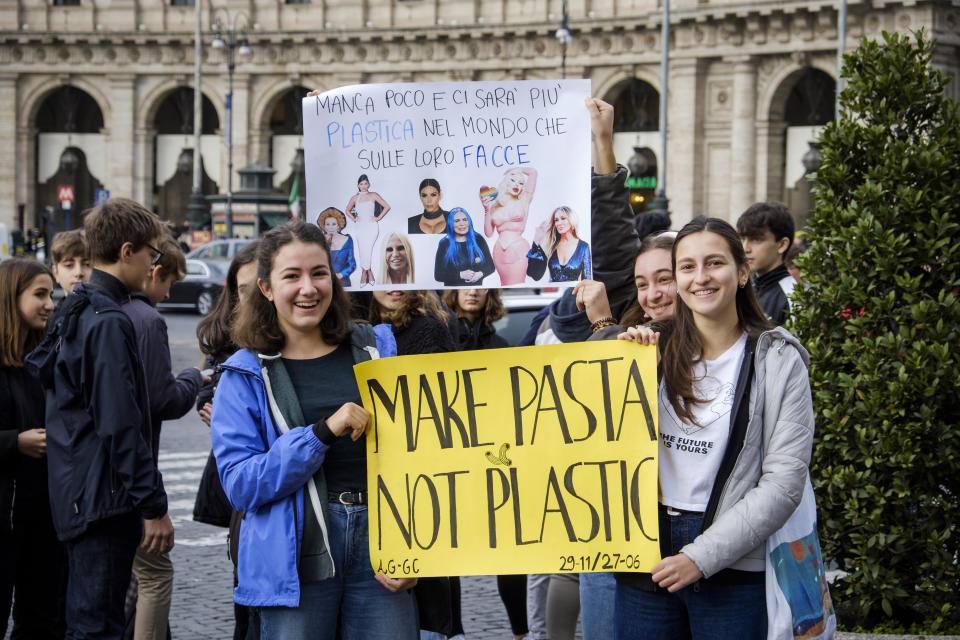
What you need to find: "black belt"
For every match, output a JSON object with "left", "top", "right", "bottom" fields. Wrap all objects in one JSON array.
[{"left": 329, "top": 490, "right": 366, "bottom": 505}]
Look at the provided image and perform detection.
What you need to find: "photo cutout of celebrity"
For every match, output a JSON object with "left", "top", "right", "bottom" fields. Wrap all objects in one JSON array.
[
  {"left": 433, "top": 207, "right": 495, "bottom": 286},
  {"left": 377, "top": 232, "right": 415, "bottom": 285},
  {"left": 480, "top": 167, "right": 538, "bottom": 286},
  {"left": 526, "top": 205, "right": 593, "bottom": 282},
  {"left": 316, "top": 207, "right": 356, "bottom": 287},
  {"left": 408, "top": 178, "right": 448, "bottom": 235},
  {"left": 345, "top": 173, "right": 391, "bottom": 286}
]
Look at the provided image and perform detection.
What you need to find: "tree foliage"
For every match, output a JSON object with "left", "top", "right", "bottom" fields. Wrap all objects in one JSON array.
[{"left": 790, "top": 30, "right": 960, "bottom": 630}]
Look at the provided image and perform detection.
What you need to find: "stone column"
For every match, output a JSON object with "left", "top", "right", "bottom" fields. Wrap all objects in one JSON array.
[
  {"left": 756, "top": 119, "right": 788, "bottom": 202},
  {"left": 231, "top": 73, "right": 251, "bottom": 188},
  {"left": 17, "top": 125, "right": 37, "bottom": 229},
  {"left": 0, "top": 75, "right": 17, "bottom": 229},
  {"left": 248, "top": 127, "right": 267, "bottom": 167},
  {"left": 667, "top": 58, "right": 699, "bottom": 227},
  {"left": 108, "top": 74, "right": 137, "bottom": 200},
  {"left": 134, "top": 127, "right": 153, "bottom": 206},
  {"left": 728, "top": 55, "right": 757, "bottom": 218}
]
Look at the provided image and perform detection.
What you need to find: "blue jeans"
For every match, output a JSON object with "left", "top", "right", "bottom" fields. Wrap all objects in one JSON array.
[
  {"left": 259, "top": 503, "right": 418, "bottom": 640},
  {"left": 526, "top": 573, "right": 550, "bottom": 639},
  {"left": 613, "top": 511, "right": 767, "bottom": 640},
  {"left": 580, "top": 572, "right": 616, "bottom": 640},
  {"left": 64, "top": 512, "right": 142, "bottom": 640}
]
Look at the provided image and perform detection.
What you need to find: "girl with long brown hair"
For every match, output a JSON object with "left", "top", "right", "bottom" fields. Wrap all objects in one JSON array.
[
  {"left": 614, "top": 217, "right": 814, "bottom": 639},
  {"left": 0, "top": 258, "right": 64, "bottom": 639},
  {"left": 210, "top": 221, "right": 417, "bottom": 639}
]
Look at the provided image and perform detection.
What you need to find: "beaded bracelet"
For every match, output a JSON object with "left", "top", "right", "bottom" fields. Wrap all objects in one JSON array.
[{"left": 591, "top": 316, "right": 616, "bottom": 332}]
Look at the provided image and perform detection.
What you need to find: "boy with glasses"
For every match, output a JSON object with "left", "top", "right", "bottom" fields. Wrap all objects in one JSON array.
[
  {"left": 122, "top": 235, "right": 208, "bottom": 640},
  {"left": 26, "top": 197, "right": 174, "bottom": 640}
]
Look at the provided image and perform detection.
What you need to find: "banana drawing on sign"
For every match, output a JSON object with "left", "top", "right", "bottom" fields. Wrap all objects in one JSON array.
[{"left": 354, "top": 340, "right": 661, "bottom": 578}]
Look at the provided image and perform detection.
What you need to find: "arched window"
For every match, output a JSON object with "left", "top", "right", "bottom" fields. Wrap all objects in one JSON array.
[
  {"left": 154, "top": 87, "right": 219, "bottom": 135},
  {"left": 36, "top": 86, "right": 104, "bottom": 133},
  {"left": 785, "top": 69, "right": 835, "bottom": 126},
  {"left": 269, "top": 86, "right": 310, "bottom": 188},
  {"left": 609, "top": 79, "right": 659, "bottom": 132}
]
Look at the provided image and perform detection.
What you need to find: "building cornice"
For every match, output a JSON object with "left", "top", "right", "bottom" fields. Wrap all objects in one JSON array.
[{"left": 1, "top": 0, "right": 955, "bottom": 78}]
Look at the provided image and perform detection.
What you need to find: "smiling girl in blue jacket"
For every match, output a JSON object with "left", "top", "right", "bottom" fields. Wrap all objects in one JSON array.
[{"left": 210, "top": 220, "right": 417, "bottom": 640}]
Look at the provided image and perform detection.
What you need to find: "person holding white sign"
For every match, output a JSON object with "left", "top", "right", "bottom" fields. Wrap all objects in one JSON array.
[
  {"left": 345, "top": 174, "right": 391, "bottom": 286},
  {"left": 481, "top": 167, "right": 538, "bottom": 285}
]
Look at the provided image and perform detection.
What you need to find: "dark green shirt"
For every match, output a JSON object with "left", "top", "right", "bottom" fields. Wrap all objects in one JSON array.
[{"left": 283, "top": 342, "right": 364, "bottom": 582}]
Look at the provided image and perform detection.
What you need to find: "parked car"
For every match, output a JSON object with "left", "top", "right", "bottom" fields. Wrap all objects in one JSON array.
[
  {"left": 493, "top": 287, "right": 564, "bottom": 346},
  {"left": 160, "top": 259, "right": 225, "bottom": 315},
  {"left": 186, "top": 238, "right": 254, "bottom": 260}
]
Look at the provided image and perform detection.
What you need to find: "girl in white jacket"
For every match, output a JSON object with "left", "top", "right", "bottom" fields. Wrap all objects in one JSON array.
[{"left": 615, "top": 216, "right": 814, "bottom": 639}]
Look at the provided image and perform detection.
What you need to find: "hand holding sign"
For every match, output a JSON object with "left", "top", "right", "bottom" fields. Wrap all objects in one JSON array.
[
  {"left": 586, "top": 97, "right": 617, "bottom": 175},
  {"left": 326, "top": 402, "right": 372, "bottom": 441},
  {"left": 374, "top": 574, "right": 418, "bottom": 593}
]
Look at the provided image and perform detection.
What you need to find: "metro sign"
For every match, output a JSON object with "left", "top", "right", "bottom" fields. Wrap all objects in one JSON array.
[{"left": 58, "top": 185, "right": 75, "bottom": 209}]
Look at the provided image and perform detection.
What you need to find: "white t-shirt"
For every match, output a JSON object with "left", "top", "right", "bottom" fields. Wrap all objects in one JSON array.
[{"left": 658, "top": 332, "right": 747, "bottom": 511}]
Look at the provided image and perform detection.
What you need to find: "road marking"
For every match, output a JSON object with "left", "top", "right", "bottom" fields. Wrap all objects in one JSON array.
[
  {"left": 159, "top": 451, "right": 210, "bottom": 463},
  {"left": 159, "top": 449, "right": 230, "bottom": 548}
]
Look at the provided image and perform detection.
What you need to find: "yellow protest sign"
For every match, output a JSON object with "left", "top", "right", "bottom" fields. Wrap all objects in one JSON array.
[{"left": 355, "top": 340, "right": 660, "bottom": 578}]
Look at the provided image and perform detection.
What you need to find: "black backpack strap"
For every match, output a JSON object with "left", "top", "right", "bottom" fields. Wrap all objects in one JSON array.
[{"left": 701, "top": 336, "right": 757, "bottom": 529}]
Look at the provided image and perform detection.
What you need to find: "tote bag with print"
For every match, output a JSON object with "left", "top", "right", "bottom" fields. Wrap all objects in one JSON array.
[{"left": 765, "top": 474, "right": 837, "bottom": 640}]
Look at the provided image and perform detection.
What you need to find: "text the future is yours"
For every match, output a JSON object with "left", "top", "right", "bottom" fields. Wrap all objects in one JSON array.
[{"left": 317, "top": 84, "right": 571, "bottom": 172}]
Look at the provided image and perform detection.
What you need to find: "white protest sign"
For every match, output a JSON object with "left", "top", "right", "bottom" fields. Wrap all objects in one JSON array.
[{"left": 302, "top": 80, "right": 592, "bottom": 291}]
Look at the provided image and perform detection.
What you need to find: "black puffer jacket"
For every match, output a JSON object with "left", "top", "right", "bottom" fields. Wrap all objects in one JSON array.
[
  {"left": 590, "top": 166, "right": 640, "bottom": 321},
  {"left": 25, "top": 270, "right": 167, "bottom": 541}
]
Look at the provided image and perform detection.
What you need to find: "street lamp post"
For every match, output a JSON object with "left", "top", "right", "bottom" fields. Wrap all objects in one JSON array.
[
  {"left": 555, "top": 0, "right": 573, "bottom": 79},
  {"left": 835, "top": 0, "right": 848, "bottom": 119},
  {"left": 211, "top": 11, "right": 251, "bottom": 239},
  {"left": 186, "top": 0, "right": 207, "bottom": 231},
  {"left": 652, "top": 0, "right": 671, "bottom": 216}
]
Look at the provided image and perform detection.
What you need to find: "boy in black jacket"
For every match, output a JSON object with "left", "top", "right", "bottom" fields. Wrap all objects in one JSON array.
[
  {"left": 122, "top": 235, "right": 206, "bottom": 640},
  {"left": 737, "top": 201, "right": 797, "bottom": 325},
  {"left": 26, "top": 197, "right": 173, "bottom": 640}
]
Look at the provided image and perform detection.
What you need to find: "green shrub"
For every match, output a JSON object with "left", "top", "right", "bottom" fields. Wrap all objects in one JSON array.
[{"left": 790, "top": 30, "right": 960, "bottom": 631}]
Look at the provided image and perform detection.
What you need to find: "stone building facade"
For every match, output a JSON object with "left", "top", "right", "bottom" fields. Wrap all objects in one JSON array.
[{"left": 1, "top": 0, "right": 958, "bottom": 232}]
